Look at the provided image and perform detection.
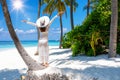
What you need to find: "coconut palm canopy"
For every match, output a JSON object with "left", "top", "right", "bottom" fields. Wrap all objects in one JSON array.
[{"left": 0, "top": 0, "right": 86, "bottom": 41}]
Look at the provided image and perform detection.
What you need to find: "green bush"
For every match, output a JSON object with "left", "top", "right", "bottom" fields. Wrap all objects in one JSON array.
[
  {"left": 71, "top": 41, "right": 81, "bottom": 57},
  {"left": 62, "top": 0, "right": 120, "bottom": 56}
]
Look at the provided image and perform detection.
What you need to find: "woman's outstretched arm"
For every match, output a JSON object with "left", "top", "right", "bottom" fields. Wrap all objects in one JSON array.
[
  {"left": 22, "top": 20, "right": 37, "bottom": 27},
  {"left": 49, "top": 15, "right": 59, "bottom": 25},
  {"left": 49, "top": 12, "right": 64, "bottom": 25},
  {"left": 46, "top": 11, "right": 64, "bottom": 30}
]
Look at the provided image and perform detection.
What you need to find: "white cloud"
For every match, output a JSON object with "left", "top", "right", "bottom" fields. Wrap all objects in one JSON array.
[
  {"left": 56, "top": 28, "right": 60, "bottom": 30},
  {"left": 0, "top": 28, "right": 4, "bottom": 32},
  {"left": 50, "top": 27, "right": 68, "bottom": 34},
  {"left": 15, "top": 28, "right": 24, "bottom": 33},
  {"left": 63, "top": 28, "right": 67, "bottom": 32},
  {"left": 51, "top": 28, "right": 55, "bottom": 30},
  {"left": 26, "top": 29, "right": 36, "bottom": 33},
  {"left": 54, "top": 31, "right": 61, "bottom": 34},
  {"left": 15, "top": 28, "right": 36, "bottom": 34}
]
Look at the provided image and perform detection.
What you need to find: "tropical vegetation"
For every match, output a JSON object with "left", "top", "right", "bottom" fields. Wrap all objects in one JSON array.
[{"left": 62, "top": 0, "right": 120, "bottom": 57}]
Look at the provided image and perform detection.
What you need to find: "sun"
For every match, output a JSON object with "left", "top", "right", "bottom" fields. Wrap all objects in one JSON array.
[
  {"left": 11, "top": 0, "right": 24, "bottom": 11},
  {"left": 10, "top": 0, "right": 29, "bottom": 21}
]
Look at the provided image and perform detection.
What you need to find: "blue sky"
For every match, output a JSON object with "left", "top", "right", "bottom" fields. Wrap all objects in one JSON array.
[{"left": 0, "top": 0, "right": 87, "bottom": 41}]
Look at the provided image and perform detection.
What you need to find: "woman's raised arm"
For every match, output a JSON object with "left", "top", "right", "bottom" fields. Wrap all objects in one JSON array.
[
  {"left": 47, "top": 11, "right": 64, "bottom": 29},
  {"left": 22, "top": 20, "right": 37, "bottom": 27},
  {"left": 49, "top": 15, "right": 58, "bottom": 25},
  {"left": 49, "top": 11, "right": 64, "bottom": 25}
]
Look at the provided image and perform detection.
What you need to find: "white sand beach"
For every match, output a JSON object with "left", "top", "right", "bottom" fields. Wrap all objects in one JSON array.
[{"left": 0, "top": 46, "right": 120, "bottom": 80}]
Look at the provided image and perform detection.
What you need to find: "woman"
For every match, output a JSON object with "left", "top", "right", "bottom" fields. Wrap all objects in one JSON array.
[{"left": 22, "top": 12, "right": 63, "bottom": 67}]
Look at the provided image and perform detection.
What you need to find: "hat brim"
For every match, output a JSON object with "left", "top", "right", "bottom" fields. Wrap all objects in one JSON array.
[{"left": 36, "top": 16, "right": 50, "bottom": 27}]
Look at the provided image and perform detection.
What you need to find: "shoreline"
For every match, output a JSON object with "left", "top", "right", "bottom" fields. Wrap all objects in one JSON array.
[
  {"left": 0, "top": 40, "right": 60, "bottom": 49},
  {"left": 0, "top": 46, "right": 59, "bottom": 51}
]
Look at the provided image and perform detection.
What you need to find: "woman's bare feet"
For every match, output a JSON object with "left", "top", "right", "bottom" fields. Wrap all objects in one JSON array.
[
  {"left": 44, "top": 63, "right": 49, "bottom": 67},
  {"left": 34, "top": 51, "right": 39, "bottom": 55},
  {"left": 41, "top": 63, "right": 49, "bottom": 67},
  {"left": 41, "top": 63, "right": 44, "bottom": 66}
]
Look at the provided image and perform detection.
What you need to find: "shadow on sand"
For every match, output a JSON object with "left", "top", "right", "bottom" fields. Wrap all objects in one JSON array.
[
  {"left": 0, "top": 68, "right": 26, "bottom": 80},
  {"left": 50, "top": 48, "right": 120, "bottom": 65},
  {"left": 61, "top": 66, "right": 120, "bottom": 80},
  {"left": 49, "top": 48, "right": 120, "bottom": 80}
]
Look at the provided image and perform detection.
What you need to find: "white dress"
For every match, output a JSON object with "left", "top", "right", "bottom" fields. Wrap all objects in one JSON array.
[{"left": 38, "top": 31, "right": 49, "bottom": 63}]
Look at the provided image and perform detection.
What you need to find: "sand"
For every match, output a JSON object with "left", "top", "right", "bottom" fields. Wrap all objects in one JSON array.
[{"left": 0, "top": 46, "right": 120, "bottom": 80}]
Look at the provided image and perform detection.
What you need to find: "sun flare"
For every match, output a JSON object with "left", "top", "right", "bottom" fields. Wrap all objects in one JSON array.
[{"left": 12, "top": 0, "right": 24, "bottom": 11}]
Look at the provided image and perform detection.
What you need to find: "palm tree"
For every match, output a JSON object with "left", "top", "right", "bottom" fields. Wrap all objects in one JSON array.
[
  {"left": 43, "top": 0, "right": 66, "bottom": 48},
  {"left": 0, "top": 0, "right": 69, "bottom": 79},
  {"left": 83, "top": 0, "right": 99, "bottom": 17},
  {"left": 35, "top": 0, "right": 41, "bottom": 55},
  {"left": 65, "top": 0, "right": 78, "bottom": 30},
  {"left": 59, "top": 15, "right": 63, "bottom": 48},
  {"left": 87, "top": 0, "right": 90, "bottom": 16},
  {"left": 0, "top": 0, "right": 45, "bottom": 70},
  {"left": 84, "top": 0, "right": 90, "bottom": 17},
  {"left": 108, "top": 0, "right": 118, "bottom": 58},
  {"left": 35, "top": 0, "right": 44, "bottom": 55},
  {"left": 37, "top": 0, "right": 41, "bottom": 40},
  {"left": 70, "top": 0, "right": 74, "bottom": 29}
]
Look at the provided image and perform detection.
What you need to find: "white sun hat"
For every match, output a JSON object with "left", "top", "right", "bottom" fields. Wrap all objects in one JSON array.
[{"left": 36, "top": 16, "right": 50, "bottom": 27}]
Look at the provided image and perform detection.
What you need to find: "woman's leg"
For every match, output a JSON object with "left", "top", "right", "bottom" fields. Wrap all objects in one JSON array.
[
  {"left": 45, "top": 45, "right": 49, "bottom": 65},
  {"left": 34, "top": 44, "right": 39, "bottom": 55},
  {"left": 39, "top": 39, "right": 49, "bottom": 66},
  {"left": 38, "top": 42, "right": 44, "bottom": 65},
  {"left": 44, "top": 43, "right": 49, "bottom": 66}
]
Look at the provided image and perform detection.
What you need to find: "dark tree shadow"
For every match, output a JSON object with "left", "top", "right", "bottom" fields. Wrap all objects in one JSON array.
[
  {"left": 49, "top": 48, "right": 120, "bottom": 80},
  {"left": 49, "top": 48, "right": 120, "bottom": 66},
  {"left": 61, "top": 66, "right": 120, "bottom": 80},
  {"left": 50, "top": 49, "right": 71, "bottom": 55},
  {"left": 0, "top": 68, "right": 26, "bottom": 80}
]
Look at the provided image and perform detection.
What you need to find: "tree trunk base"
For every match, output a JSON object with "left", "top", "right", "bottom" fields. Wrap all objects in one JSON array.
[{"left": 25, "top": 67, "right": 70, "bottom": 80}]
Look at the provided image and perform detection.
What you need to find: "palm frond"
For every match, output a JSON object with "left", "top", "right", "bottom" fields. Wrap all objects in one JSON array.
[
  {"left": 64, "top": 0, "right": 70, "bottom": 6},
  {"left": 90, "top": 31, "right": 103, "bottom": 56},
  {"left": 44, "top": 0, "right": 50, "bottom": 3},
  {"left": 43, "top": 0, "right": 55, "bottom": 14}
]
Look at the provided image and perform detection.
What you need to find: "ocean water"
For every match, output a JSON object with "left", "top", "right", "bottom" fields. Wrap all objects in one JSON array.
[{"left": 0, "top": 40, "right": 59, "bottom": 49}]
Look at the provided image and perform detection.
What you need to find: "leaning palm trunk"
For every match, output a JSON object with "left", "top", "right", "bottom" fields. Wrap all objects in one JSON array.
[
  {"left": 108, "top": 0, "right": 118, "bottom": 58},
  {"left": 1, "top": 0, "right": 45, "bottom": 71},
  {"left": 25, "top": 67, "right": 69, "bottom": 80},
  {"left": 0, "top": 0, "right": 69, "bottom": 79}
]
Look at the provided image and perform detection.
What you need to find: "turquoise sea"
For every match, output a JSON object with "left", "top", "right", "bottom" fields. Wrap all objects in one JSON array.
[{"left": 0, "top": 40, "right": 59, "bottom": 49}]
